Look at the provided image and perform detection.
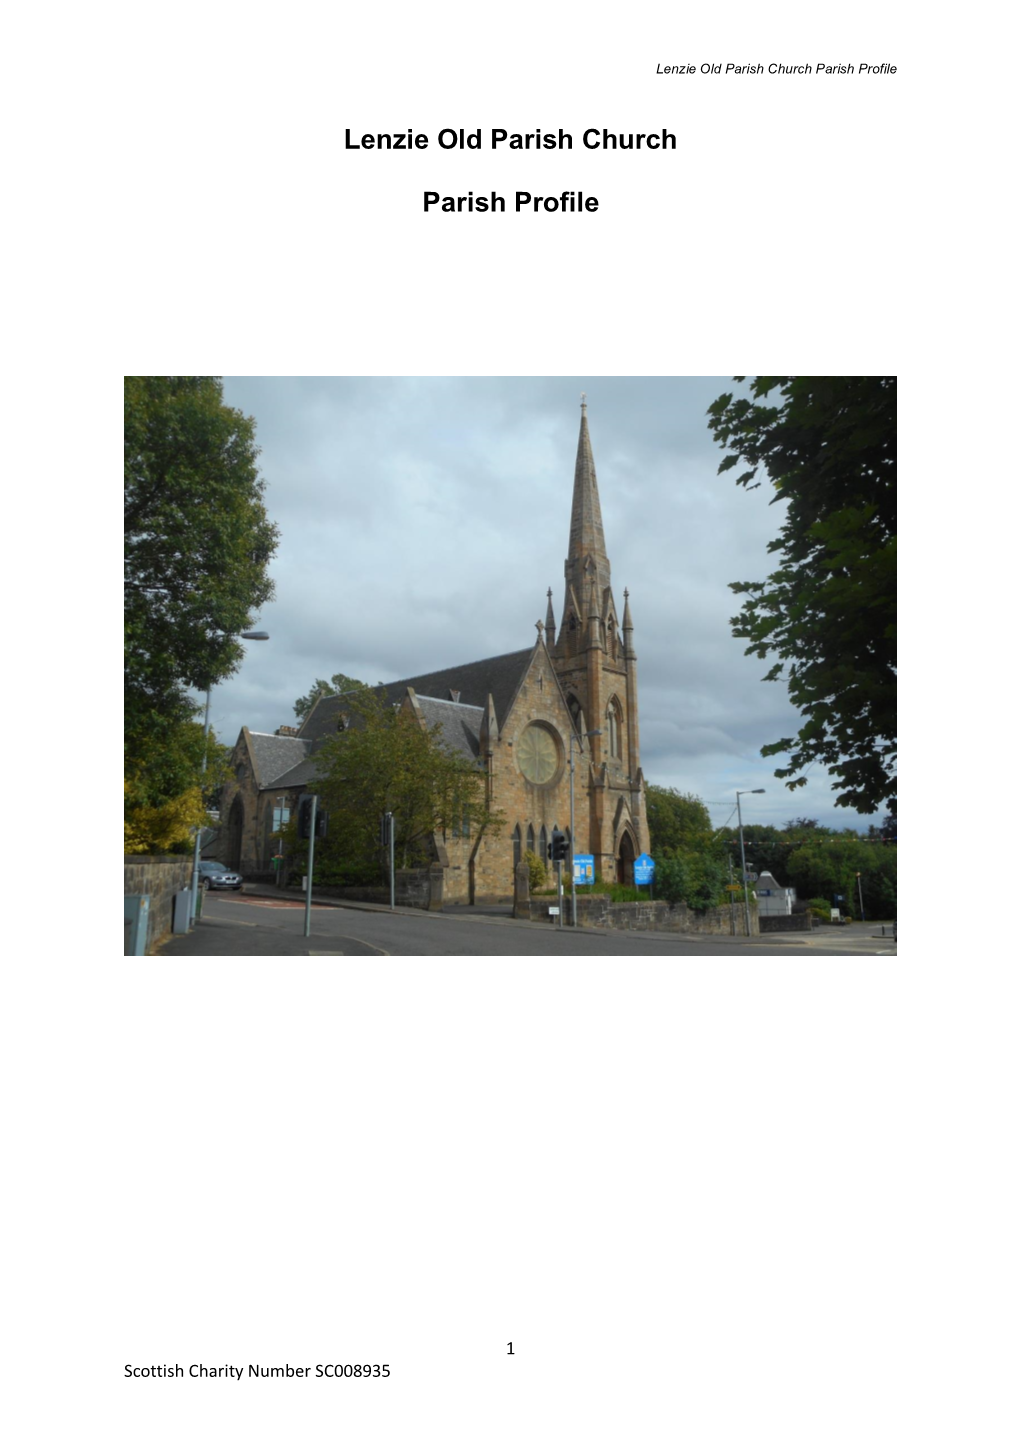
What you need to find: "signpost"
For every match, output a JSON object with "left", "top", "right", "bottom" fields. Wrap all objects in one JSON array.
[
  {"left": 381, "top": 812, "right": 395, "bottom": 910},
  {"left": 633, "top": 852, "right": 655, "bottom": 894}
]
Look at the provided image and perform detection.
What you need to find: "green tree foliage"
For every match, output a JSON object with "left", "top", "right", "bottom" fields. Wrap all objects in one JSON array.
[
  {"left": 655, "top": 853, "right": 729, "bottom": 912},
  {"left": 294, "top": 672, "right": 370, "bottom": 721},
  {"left": 300, "top": 690, "right": 500, "bottom": 881},
  {"left": 708, "top": 376, "right": 896, "bottom": 814},
  {"left": 125, "top": 377, "right": 278, "bottom": 840},
  {"left": 645, "top": 785, "right": 712, "bottom": 854},
  {"left": 785, "top": 837, "right": 896, "bottom": 919},
  {"left": 644, "top": 785, "right": 727, "bottom": 910},
  {"left": 717, "top": 822, "right": 787, "bottom": 884},
  {"left": 714, "top": 817, "right": 895, "bottom": 914}
]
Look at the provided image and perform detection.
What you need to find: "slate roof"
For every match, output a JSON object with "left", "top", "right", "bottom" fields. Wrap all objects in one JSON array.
[
  {"left": 269, "top": 754, "right": 325, "bottom": 789},
  {"left": 246, "top": 731, "right": 313, "bottom": 787},
  {"left": 298, "top": 648, "right": 532, "bottom": 747},
  {"left": 413, "top": 695, "right": 483, "bottom": 760}
]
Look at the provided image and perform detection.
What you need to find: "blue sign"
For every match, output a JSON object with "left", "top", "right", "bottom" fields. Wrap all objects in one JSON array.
[
  {"left": 573, "top": 854, "right": 595, "bottom": 885},
  {"left": 633, "top": 852, "right": 655, "bottom": 885}
]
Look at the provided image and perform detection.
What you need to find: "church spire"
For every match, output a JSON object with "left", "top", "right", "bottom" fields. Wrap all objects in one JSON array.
[
  {"left": 545, "top": 587, "right": 556, "bottom": 647},
  {"left": 563, "top": 394, "right": 611, "bottom": 630}
]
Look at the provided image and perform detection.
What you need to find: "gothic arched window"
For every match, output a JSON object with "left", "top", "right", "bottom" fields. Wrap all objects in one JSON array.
[
  {"left": 606, "top": 698, "right": 622, "bottom": 759},
  {"left": 512, "top": 825, "right": 522, "bottom": 870},
  {"left": 526, "top": 824, "right": 535, "bottom": 855}
]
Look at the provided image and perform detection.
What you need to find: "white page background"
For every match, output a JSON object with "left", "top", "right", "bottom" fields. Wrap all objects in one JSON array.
[{"left": 5, "top": 1, "right": 1015, "bottom": 1438}]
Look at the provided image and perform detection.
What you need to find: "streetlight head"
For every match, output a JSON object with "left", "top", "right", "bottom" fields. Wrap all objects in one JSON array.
[
  {"left": 752, "top": 788, "right": 765, "bottom": 794},
  {"left": 586, "top": 728, "right": 602, "bottom": 737},
  {"left": 242, "top": 631, "right": 270, "bottom": 640}
]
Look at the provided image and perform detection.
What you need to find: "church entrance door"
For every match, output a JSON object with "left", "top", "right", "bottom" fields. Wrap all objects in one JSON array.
[{"left": 617, "top": 831, "right": 635, "bottom": 886}]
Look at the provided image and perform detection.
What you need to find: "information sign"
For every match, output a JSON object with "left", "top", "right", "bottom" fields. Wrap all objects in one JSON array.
[
  {"left": 633, "top": 852, "right": 655, "bottom": 885},
  {"left": 573, "top": 854, "right": 595, "bottom": 885}
]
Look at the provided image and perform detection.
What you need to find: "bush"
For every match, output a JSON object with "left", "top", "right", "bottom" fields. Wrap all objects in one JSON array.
[{"left": 523, "top": 849, "right": 548, "bottom": 893}]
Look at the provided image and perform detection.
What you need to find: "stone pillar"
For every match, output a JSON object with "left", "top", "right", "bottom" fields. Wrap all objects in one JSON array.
[
  {"left": 513, "top": 861, "right": 530, "bottom": 919},
  {"left": 428, "top": 864, "right": 445, "bottom": 911}
]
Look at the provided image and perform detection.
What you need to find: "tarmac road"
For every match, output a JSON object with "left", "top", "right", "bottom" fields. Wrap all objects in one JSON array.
[{"left": 157, "top": 890, "right": 897, "bottom": 958}]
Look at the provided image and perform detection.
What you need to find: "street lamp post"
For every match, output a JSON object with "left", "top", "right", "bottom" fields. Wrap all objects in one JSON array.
[
  {"left": 736, "top": 788, "right": 765, "bottom": 938},
  {"left": 569, "top": 728, "right": 601, "bottom": 927},
  {"left": 189, "top": 630, "right": 270, "bottom": 923}
]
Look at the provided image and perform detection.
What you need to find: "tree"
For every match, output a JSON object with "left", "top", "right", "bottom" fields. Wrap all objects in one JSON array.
[
  {"left": 302, "top": 689, "right": 501, "bottom": 880},
  {"left": 293, "top": 672, "right": 370, "bottom": 721},
  {"left": 645, "top": 785, "right": 712, "bottom": 854},
  {"left": 125, "top": 377, "right": 278, "bottom": 843},
  {"left": 708, "top": 376, "right": 896, "bottom": 814},
  {"left": 785, "top": 836, "right": 896, "bottom": 920},
  {"left": 656, "top": 853, "right": 728, "bottom": 912}
]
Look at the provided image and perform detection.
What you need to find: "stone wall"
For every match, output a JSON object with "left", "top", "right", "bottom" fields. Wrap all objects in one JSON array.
[
  {"left": 527, "top": 892, "right": 757, "bottom": 936},
  {"left": 124, "top": 855, "right": 194, "bottom": 954},
  {"left": 759, "top": 913, "right": 814, "bottom": 933}
]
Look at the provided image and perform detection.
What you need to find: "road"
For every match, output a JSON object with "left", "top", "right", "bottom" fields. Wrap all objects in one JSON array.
[{"left": 158, "top": 892, "right": 897, "bottom": 957}]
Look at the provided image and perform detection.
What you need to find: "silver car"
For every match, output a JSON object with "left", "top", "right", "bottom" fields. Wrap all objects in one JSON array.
[{"left": 198, "top": 861, "right": 244, "bottom": 891}]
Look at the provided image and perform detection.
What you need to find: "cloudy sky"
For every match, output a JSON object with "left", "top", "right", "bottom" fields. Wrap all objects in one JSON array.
[{"left": 210, "top": 377, "right": 879, "bottom": 833}]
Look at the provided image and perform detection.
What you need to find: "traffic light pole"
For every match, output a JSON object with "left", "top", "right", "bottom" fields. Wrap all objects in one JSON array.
[
  {"left": 557, "top": 860, "right": 563, "bottom": 928},
  {"left": 303, "top": 794, "right": 318, "bottom": 938},
  {"left": 389, "top": 815, "right": 395, "bottom": 911}
]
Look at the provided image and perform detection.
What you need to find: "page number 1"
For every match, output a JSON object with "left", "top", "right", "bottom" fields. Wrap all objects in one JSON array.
[{"left": 507, "top": 1342, "right": 514, "bottom": 1355}]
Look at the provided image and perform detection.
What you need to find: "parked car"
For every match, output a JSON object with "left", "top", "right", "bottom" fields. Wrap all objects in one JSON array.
[{"left": 198, "top": 860, "right": 244, "bottom": 892}]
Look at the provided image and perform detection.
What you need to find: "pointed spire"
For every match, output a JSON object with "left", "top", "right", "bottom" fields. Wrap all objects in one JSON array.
[
  {"left": 565, "top": 392, "right": 605, "bottom": 588},
  {"left": 545, "top": 587, "right": 556, "bottom": 647}
]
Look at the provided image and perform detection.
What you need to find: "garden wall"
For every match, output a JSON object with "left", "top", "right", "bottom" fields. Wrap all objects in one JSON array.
[
  {"left": 124, "top": 855, "right": 194, "bottom": 954},
  {"left": 526, "top": 891, "right": 757, "bottom": 936}
]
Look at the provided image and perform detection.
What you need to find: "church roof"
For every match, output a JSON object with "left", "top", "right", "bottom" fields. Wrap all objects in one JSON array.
[
  {"left": 245, "top": 730, "right": 313, "bottom": 787},
  {"left": 413, "top": 695, "right": 483, "bottom": 760},
  {"left": 267, "top": 754, "right": 323, "bottom": 789},
  {"left": 298, "top": 648, "right": 532, "bottom": 746}
]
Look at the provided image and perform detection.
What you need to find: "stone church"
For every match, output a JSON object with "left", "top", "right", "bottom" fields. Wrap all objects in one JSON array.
[{"left": 218, "top": 400, "right": 647, "bottom": 902}]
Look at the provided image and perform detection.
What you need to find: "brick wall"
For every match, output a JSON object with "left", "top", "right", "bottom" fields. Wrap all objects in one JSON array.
[{"left": 124, "top": 855, "right": 194, "bottom": 954}]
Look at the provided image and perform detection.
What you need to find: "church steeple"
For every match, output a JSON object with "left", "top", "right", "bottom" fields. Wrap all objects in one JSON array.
[{"left": 563, "top": 394, "right": 611, "bottom": 627}]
